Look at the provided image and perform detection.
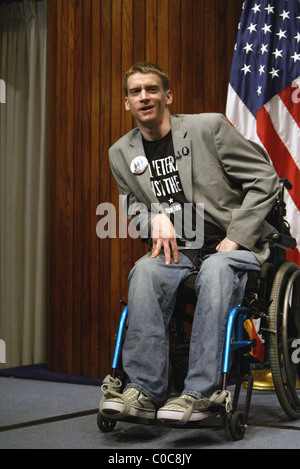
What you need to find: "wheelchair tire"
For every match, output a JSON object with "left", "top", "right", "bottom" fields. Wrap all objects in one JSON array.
[
  {"left": 97, "top": 412, "right": 117, "bottom": 433},
  {"left": 268, "top": 261, "right": 300, "bottom": 420},
  {"left": 229, "top": 411, "right": 246, "bottom": 441}
]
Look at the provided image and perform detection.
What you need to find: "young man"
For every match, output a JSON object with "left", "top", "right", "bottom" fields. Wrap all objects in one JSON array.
[{"left": 100, "top": 62, "right": 279, "bottom": 423}]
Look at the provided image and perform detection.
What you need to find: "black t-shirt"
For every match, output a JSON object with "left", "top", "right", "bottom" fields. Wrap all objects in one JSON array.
[
  {"left": 143, "top": 130, "right": 189, "bottom": 224},
  {"left": 142, "top": 130, "right": 225, "bottom": 257}
]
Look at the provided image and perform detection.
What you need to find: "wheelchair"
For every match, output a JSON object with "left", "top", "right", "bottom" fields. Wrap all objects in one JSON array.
[{"left": 97, "top": 179, "right": 300, "bottom": 441}]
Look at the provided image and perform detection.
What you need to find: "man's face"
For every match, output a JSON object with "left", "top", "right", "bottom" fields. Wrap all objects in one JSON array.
[{"left": 124, "top": 72, "right": 173, "bottom": 129}]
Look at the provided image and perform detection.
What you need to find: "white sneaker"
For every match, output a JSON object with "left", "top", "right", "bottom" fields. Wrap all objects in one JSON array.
[
  {"left": 157, "top": 390, "right": 232, "bottom": 424},
  {"left": 101, "top": 387, "right": 156, "bottom": 420},
  {"left": 157, "top": 394, "right": 211, "bottom": 424}
]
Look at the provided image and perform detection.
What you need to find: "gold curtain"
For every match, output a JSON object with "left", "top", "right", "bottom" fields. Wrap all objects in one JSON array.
[{"left": 0, "top": 0, "right": 47, "bottom": 368}]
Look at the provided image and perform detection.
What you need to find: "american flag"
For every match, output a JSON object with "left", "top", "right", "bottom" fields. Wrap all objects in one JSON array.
[{"left": 226, "top": 0, "right": 300, "bottom": 266}]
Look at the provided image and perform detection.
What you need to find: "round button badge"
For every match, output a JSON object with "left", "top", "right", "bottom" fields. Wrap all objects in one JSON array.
[{"left": 130, "top": 156, "right": 149, "bottom": 175}]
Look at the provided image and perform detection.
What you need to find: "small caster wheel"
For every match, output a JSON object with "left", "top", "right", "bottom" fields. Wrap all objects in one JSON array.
[
  {"left": 229, "top": 411, "right": 246, "bottom": 441},
  {"left": 97, "top": 411, "right": 117, "bottom": 433}
]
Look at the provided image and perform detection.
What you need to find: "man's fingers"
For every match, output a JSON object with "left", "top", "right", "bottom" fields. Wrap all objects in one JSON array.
[
  {"left": 151, "top": 238, "right": 179, "bottom": 264},
  {"left": 150, "top": 214, "right": 179, "bottom": 264},
  {"left": 162, "top": 241, "right": 171, "bottom": 265},
  {"left": 150, "top": 239, "right": 161, "bottom": 258},
  {"left": 216, "top": 237, "right": 240, "bottom": 252},
  {"left": 170, "top": 239, "right": 179, "bottom": 263}
]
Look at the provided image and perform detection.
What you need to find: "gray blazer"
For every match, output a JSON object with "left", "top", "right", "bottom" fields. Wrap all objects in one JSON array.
[{"left": 109, "top": 113, "right": 280, "bottom": 264}]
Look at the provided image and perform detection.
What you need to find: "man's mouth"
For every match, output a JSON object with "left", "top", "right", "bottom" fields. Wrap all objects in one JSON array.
[{"left": 140, "top": 105, "right": 154, "bottom": 112}]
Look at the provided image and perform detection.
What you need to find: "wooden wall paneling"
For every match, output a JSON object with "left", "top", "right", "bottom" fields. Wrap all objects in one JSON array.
[
  {"left": 63, "top": 0, "right": 75, "bottom": 374},
  {"left": 81, "top": 0, "right": 92, "bottom": 377},
  {"left": 214, "top": 0, "right": 242, "bottom": 113},
  {"left": 192, "top": 0, "right": 204, "bottom": 113},
  {"left": 215, "top": 0, "right": 229, "bottom": 113},
  {"left": 121, "top": 0, "right": 134, "bottom": 98},
  {"left": 145, "top": 0, "right": 157, "bottom": 64},
  {"left": 227, "top": 0, "right": 244, "bottom": 104},
  {"left": 99, "top": 0, "right": 114, "bottom": 371},
  {"left": 168, "top": 0, "right": 181, "bottom": 114},
  {"left": 89, "top": 0, "right": 101, "bottom": 378},
  {"left": 133, "top": 0, "right": 146, "bottom": 63},
  {"left": 51, "top": 0, "right": 70, "bottom": 373},
  {"left": 180, "top": 0, "right": 194, "bottom": 114},
  {"left": 72, "top": 0, "right": 84, "bottom": 375},
  {"left": 156, "top": 0, "right": 169, "bottom": 68},
  {"left": 110, "top": 0, "right": 128, "bottom": 364},
  {"left": 203, "top": 0, "right": 216, "bottom": 113}
]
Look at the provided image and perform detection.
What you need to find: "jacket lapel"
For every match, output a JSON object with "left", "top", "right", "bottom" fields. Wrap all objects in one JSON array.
[
  {"left": 127, "top": 130, "right": 159, "bottom": 205},
  {"left": 171, "top": 116, "right": 193, "bottom": 202}
]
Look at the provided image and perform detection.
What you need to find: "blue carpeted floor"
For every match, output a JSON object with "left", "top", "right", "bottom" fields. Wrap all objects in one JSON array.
[
  {"left": 0, "top": 371, "right": 300, "bottom": 450},
  {"left": 0, "top": 363, "right": 102, "bottom": 386}
]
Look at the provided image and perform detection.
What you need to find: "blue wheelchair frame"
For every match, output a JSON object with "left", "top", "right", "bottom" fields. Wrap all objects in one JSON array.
[
  {"left": 109, "top": 300, "right": 255, "bottom": 437},
  {"left": 98, "top": 179, "right": 299, "bottom": 440},
  {"left": 111, "top": 304, "right": 253, "bottom": 386}
]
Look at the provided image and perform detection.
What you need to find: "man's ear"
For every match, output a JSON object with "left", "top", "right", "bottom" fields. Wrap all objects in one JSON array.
[
  {"left": 124, "top": 96, "right": 130, "bottom": 111},
  {"left": 165, "top": 90, "right": 173, "bottom": 106}
]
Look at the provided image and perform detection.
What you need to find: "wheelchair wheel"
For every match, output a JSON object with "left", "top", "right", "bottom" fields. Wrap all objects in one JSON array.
[
  {"left": 229, "top": 411, "right": 246, "bottom": 441},
  {"left": 268, "top": 261, "right": 300, "bottom": 420},
  {"left": 97, "top": 412, "right": 117, "bottom": 433}
]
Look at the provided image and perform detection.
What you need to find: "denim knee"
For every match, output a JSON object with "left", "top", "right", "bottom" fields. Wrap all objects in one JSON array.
[
  {"left": 128, "top": 255, "right": 162, "bottom": 288},
  {"left": 195, "top": 251, "right": 260, "bottom": 290},
  {"left": 194, "top": 254, "right": 229, "bottom": 292}
]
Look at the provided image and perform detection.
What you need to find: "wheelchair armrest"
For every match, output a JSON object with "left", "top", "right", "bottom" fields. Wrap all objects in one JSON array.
[
  {"left": 280, "top": 177, "right": 293, "bottom": 191},
  {"left": 267, "top": 232, "right": 297, "bottom": 251}
]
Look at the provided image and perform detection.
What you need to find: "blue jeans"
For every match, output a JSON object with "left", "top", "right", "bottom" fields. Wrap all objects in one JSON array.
[{"left": 122, "top": 250, "right": 261, "bottom": 406}]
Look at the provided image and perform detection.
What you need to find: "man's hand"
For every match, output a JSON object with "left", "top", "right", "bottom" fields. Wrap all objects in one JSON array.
[
  {"left": 150, "top": 213, "right": 179, "bottom": 264},
  {"left": 216, "top": 237, "right": 240, "bottom": 252}
]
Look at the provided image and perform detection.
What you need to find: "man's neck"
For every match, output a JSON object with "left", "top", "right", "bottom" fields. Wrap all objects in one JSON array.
[{"left": 138, "top": 117, "right": 171, "bottom": 141}]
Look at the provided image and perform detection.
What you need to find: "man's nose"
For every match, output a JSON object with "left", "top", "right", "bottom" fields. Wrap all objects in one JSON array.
[{"left": 140, "top": 89, "right": 149, "bottom": 101}]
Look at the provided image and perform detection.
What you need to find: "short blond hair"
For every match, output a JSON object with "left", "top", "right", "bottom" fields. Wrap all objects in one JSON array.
[{"left": 123, "top": 62, "right": 170, "bottom": 96}]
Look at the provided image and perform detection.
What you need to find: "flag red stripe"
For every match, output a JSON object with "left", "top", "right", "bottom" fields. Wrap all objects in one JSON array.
[
  {"left": 257, "top": 107, "right": 300, "bottom": 212},
  {"left": 286, "top": 248, "right": 300, "bottom": 265},
  {"left": 278, "top": 83, "right": 300, "bottom": 128}
]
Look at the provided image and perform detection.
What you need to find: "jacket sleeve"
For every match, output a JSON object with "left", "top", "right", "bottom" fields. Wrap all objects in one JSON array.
[{"left": 212, "top": 114, "right": 280, "bottom": 250}]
